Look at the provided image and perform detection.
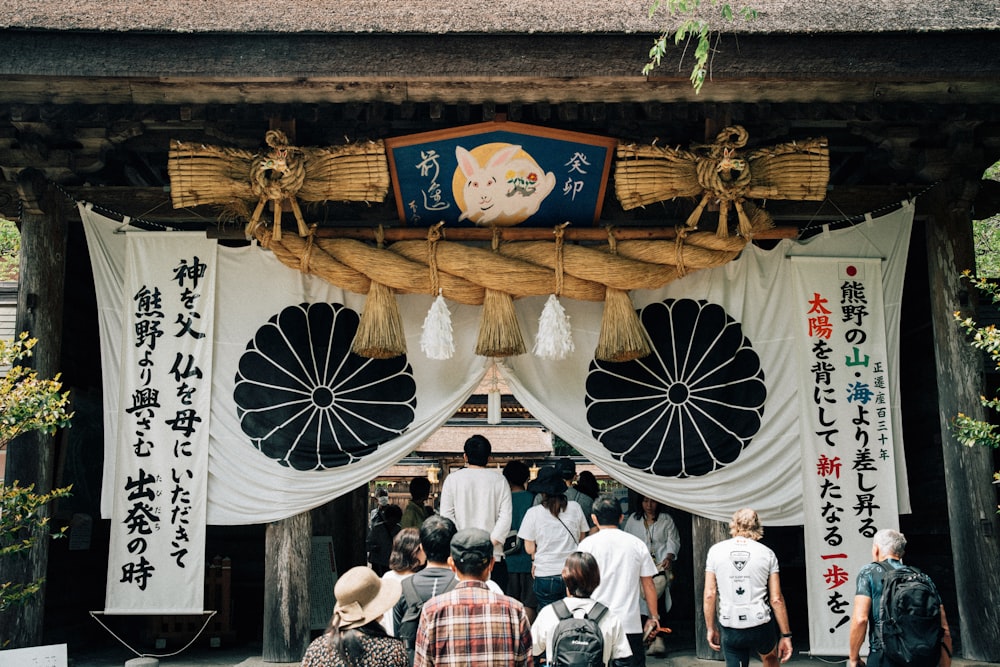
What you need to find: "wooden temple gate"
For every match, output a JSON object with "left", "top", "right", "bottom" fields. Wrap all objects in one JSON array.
[{"left": 0, "top": 2, "right": 999, "bottom": 662}]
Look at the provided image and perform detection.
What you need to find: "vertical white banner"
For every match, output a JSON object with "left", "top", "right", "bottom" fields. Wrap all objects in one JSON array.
[
  {"left": 105, "top": 233, "right": 216, "bottom": 614},
  {"left": 791, "top": 257, "right": 899, "bottom": 656}
]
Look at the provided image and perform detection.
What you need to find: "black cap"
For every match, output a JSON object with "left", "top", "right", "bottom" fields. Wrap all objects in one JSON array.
[{"left": 450, "top": 528, "right": 493, "bottom": 567}]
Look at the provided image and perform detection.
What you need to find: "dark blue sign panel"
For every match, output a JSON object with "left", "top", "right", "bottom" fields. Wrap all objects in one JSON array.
[{"left": 386, "top": 121, "right": 617, "bottom": 227}]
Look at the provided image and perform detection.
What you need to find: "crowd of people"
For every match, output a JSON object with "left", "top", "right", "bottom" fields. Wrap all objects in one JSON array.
[{"left": 305, "top": 433, "right": 949, "bottom": 667}]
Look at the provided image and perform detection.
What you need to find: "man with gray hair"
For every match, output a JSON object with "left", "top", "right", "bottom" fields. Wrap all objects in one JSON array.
[{"left": 848, "top": 528, "right": 952, "bottom": 667}]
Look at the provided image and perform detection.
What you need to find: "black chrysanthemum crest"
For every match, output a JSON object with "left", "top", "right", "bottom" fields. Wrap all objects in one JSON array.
[
  {"left": 585, "top": 298, "right": 765, "bottom": 477},
  {"left": 234, "top": 302, "right": 416, "bottom": 471}
]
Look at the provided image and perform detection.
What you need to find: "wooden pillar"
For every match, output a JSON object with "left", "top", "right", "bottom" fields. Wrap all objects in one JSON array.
[
  {"left": 312, "top": 484, "right": 370, "bottom": 575},
  {"left": 925, "top": 181, "right": 1000, "bottom": 661},
  {"left": 692, "top": 514, "right": 729, "bottom": 660},
  {"left": 262, "top": 511, "right": 312, "bottom": 663},
  {"left": 0, "top": 169, "right": 67, "bottom": 648}
]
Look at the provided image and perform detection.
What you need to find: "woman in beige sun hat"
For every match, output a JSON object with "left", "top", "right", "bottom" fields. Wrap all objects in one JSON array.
[{"left": 301, "top": 565, "right": 407, "bottom": 667}]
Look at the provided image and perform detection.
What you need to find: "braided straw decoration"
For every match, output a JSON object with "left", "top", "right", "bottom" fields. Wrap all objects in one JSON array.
[
  {"left": 251, "top": 214, "right": 770, "bottom": 359},
  {"left": 615, "top": 125, "right": 828, "bottom": 239},
  {"left": 251, "top": 215, "right": 768, "bottom": 308}
]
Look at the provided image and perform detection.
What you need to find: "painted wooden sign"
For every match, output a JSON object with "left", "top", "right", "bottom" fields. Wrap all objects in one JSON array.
[{"left": 386, "top": 120, "right": 617, "bottom": 227}]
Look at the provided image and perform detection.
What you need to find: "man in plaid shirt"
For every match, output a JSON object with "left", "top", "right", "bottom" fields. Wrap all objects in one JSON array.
[{"left": 414, "top": 528, "right": 532, "bottom": 666}]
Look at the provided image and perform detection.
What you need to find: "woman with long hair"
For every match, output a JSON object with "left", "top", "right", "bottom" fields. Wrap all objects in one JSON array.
[
  {"left": 302, "top": 566, "right": 407, "bottom": 667},
  {"left": 622, "top": 492, "right": 680, "bottom": 656},
  {"left": 518, "top": 466, "right": 589, "bottom": 611}
]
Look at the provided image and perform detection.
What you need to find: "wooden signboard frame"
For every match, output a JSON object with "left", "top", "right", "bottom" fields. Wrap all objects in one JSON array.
[{"left": 385, "top": 120, "right": 618, "bottom": 227}]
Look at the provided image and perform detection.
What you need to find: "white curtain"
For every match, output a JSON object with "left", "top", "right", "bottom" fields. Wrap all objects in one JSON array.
[{"left": 83, "top": 202, "right": 912, "bottom": 528}]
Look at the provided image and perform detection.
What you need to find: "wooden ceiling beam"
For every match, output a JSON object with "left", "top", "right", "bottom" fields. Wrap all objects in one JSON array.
[{"left": 0, "top": 182, "right": 924, "bottom": 229}]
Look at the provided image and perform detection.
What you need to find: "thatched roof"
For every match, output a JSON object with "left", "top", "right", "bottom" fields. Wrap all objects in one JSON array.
[{"left": 1, "top": 0, "right": 997, "bottom": 35}]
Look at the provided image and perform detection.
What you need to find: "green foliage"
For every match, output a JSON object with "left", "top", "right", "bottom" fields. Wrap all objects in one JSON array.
[
  {"left": 643, "top": 0, "right": 757, "bottom": 93},
  {"left": 951, "top": 271, "right": 1000, "bottom": 503},
  {"left": 0, "top": 333, "right": 74, "bottom": 615},
  {"left": 0, "top": 333, "right": 73, "bottom": 447},
  {"left": 0, "top": 218, "right": 19, "bottom": 282},
  {"left": 974, "top": 162, "right": 1000, "bottom": 277},
  {"left": 0, "top": 483, "right": 71, "bottom": 613}
]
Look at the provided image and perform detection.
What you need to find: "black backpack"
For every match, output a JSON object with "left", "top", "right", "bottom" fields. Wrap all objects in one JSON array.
[
  {"left": 549, "top": 599, "right": 608, "bottom": 667},
  {"left": 397, "top": 575, "right": 458, "bottom": 666},
  {"left": 875, "top": 561, "right": 943, "bottom": 667}
]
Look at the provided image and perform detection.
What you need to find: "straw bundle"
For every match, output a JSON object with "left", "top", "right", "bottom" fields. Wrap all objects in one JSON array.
[
  {"left": 475, "top": 288, "right": 526, "bottom": 358},
  {"left": 613, "top": 126, "right": 829, "bottom": 237},
  {"left": 167, "top": 134, "right": 390, "bottom": 238},
  {"left": 595, "top": 287, "right": 651, "bottom": 362},
  {"left": 746, "top": 137, "right": 829, "bottom": 201},
  {"left": 352, "top": 280, "right": 407, "bottom": 359},
  {"left": 168, "top": 142, "right": 255, "bottom": 207},
  {"left": 615, "top": 144, "right": 702, "bottom": 210}
]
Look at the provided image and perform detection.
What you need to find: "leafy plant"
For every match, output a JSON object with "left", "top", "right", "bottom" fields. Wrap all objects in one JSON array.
[
  {"left": 0, "top": 218, "right": 19, "bottom": 282},
  {"left": 951, "top": 271, "right": 1000, "bottom": 503},
  {"left": 0, "top": 334, "right": 73, "bottom": 445},
  {"left": 643, "top": 0, "right": 757, "bottom": 94},
  {"left": 0, "top": 333, "right": 74, "bottom": 615},
  {"left": 0, "top": 484, "right": 71, "bottom": 613},
  {"left": 973, "top": 162, "right": 1000, "bottom": 278}
]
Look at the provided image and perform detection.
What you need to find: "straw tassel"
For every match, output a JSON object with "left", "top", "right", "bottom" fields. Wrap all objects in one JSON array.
[
  {"left": 421, "top": 289, "right": 455, "bottom": 360},
  {"left": 476, "top": 288, "right": 526, "bottom": 358},
  {"left": 475, "top": 228, "right": 526, "bottom": 358},
  {"left": 595, "top": 287, "right": 651, "bottom": 362},
  {"left": 352, "top": 280, "right": 407, "bottom": 358}
]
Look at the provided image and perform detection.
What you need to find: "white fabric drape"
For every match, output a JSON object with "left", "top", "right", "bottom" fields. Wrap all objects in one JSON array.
[
  {"left": 83, "top": 204, "right": 488, "bottom": 525},
  {"left": 502, "top": 204, "right": 913, "bottom": 525},
  {"left": 83, "top": 202, "right": 912, "bottom": 528}
]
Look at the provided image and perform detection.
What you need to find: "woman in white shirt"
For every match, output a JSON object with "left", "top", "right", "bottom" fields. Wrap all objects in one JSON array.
[
  {"left": 622, "top": 493, "right": 680, "bottom": 656},
  {"left": 519, "top": 466, "right": 590, "bottom": 611},
  {"left": 531, "top": 551, "right": 632, "bottom": 666}
]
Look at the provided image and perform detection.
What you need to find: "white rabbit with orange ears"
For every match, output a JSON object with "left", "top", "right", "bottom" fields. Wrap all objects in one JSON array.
[{"left": 455, "top": 144, "right": 557, "bottom": 226}]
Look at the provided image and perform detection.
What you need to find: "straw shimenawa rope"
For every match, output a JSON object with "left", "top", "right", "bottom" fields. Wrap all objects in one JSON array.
[
  {"left": 186, "top": 125, "right": 827, "bottom": 360},
  {"left": 251, "top": 213, "right": 772, "bottom": 359}
]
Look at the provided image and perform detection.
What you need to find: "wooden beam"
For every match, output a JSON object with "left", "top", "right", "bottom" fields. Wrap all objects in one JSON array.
[
  {"left": 0, "top": 182, "right": 929, "bottom": 230},
  {"left": 1, "top": 75, "right": 998, "bottom": 107}
]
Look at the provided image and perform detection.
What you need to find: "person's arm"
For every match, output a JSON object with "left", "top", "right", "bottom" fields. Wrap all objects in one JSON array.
[
  {"left": 661, "top": 514, "right": 680, "bottom": 569},
  {"left": 492, "top": 481, "right": 513, "bottom": 548},
  {"left": 523, "top": 539, "right": 536, "bottom": 557},
  {"left": 439, "top": 476, "right": 456, "bottom": 522},
  {"left": 939, "top": 605, "right": 952, "bottom": 667},
  {"left": 703, "top": 570, "right": 721, "bottom": 652},
  {"left": 412, "top": 605, "right": 435, "bottom": 667},
  {"left": 848, "top": 594, "right": 871, "bottom": 667},
  {"left": 641, "top": 575, "right": 660, "bottom": 641},
  {"left": 767, "top": 571, "right": 793, "bottom": 663},
  {"left": 515, "top": 607, "right": 533, "bottom": 667}
]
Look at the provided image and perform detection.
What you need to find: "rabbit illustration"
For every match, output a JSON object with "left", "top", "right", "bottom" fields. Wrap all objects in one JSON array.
[{"left": 455, "top": 144, "right": 557, "bottom": 225}]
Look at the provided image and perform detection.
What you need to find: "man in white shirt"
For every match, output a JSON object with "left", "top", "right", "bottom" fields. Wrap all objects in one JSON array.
[
  {"left": 578, "top": 494, "right": 659, "bottom": 667},
  {"left": 439, "top": 434, "right": 513, "bottom": 590}
]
